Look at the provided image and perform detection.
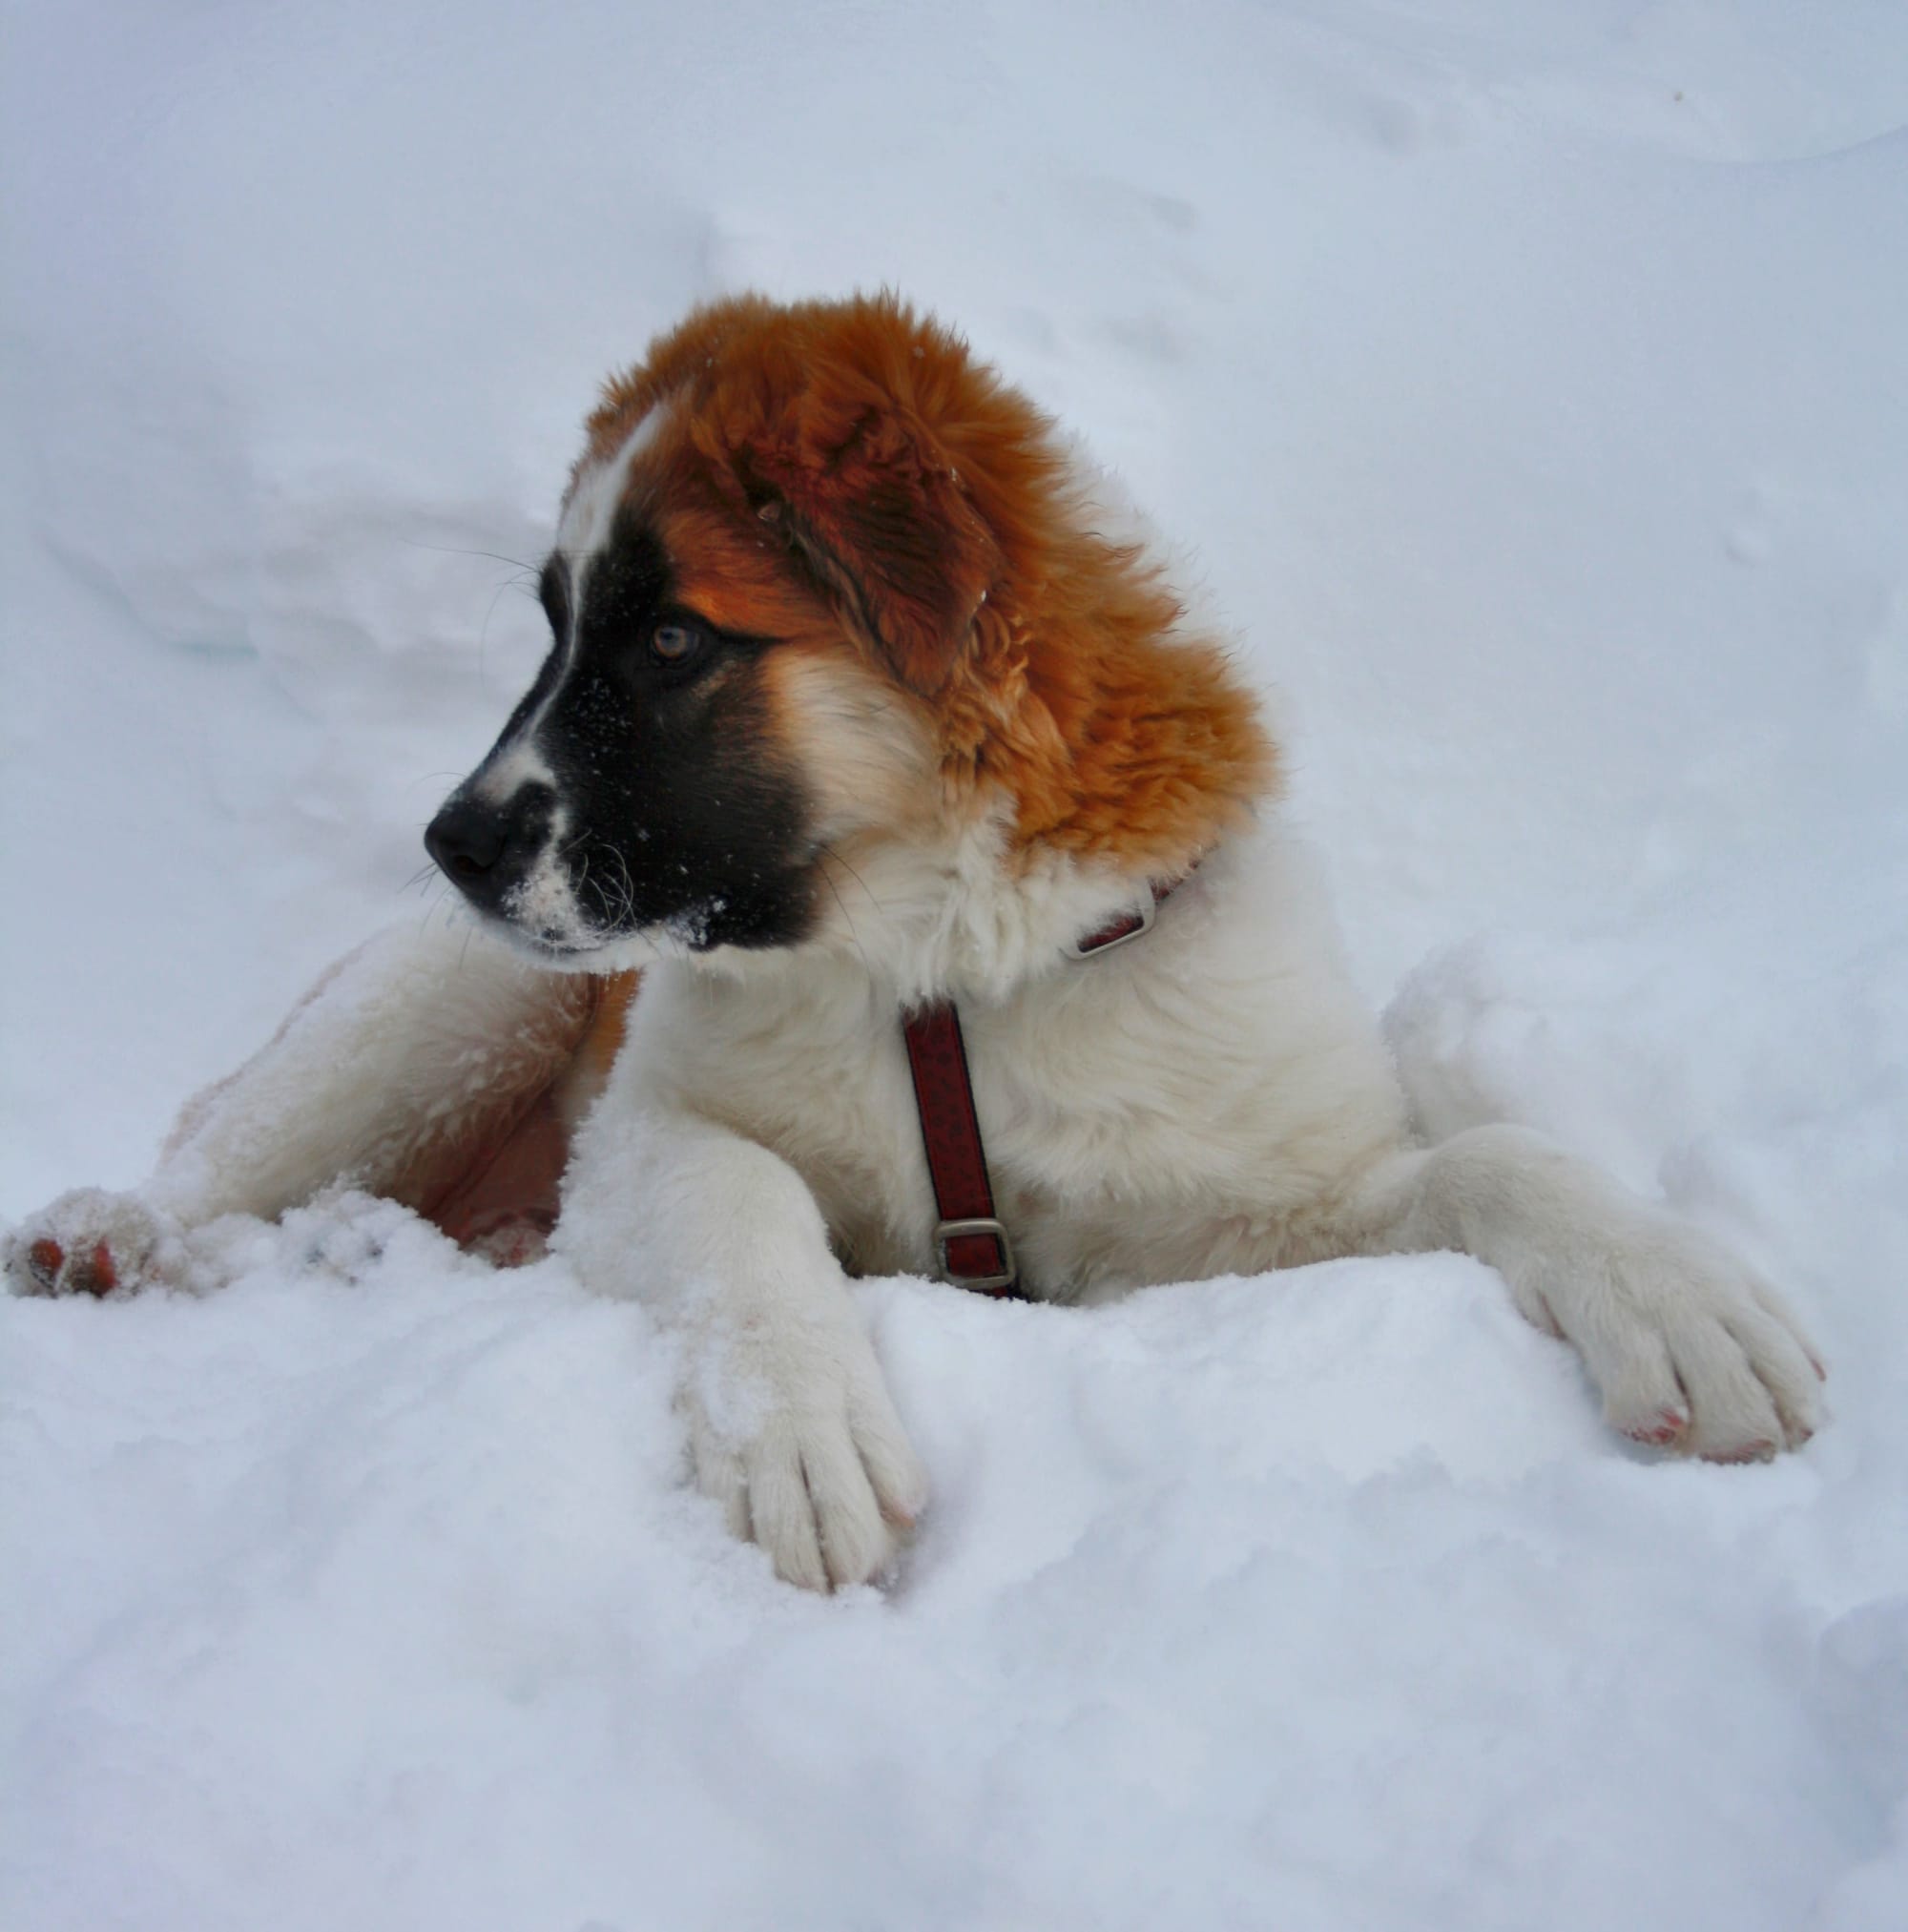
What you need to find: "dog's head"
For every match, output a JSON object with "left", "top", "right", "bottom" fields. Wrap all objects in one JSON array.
[{"left": 426, "top": 293, "right": 1272, "bottom": 976}]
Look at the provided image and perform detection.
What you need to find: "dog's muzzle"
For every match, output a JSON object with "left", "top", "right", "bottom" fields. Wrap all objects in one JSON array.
[{"left": 425, "top": 783, "right": 556, "bottom": 918}]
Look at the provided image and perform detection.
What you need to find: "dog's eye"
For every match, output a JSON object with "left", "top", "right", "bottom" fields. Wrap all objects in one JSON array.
[{"left": 650, "top": 622, "right": 703, "bottom": 665}]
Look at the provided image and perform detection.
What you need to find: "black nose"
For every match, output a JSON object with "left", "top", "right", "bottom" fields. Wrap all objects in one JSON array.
[{"left": 425, "top": 785, "right": 554, "bottom": 911}]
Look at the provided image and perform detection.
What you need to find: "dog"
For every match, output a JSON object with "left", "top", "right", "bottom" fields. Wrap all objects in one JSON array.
[{"left": 5, "top": 292, "right": 1824, "bottom": 1590}]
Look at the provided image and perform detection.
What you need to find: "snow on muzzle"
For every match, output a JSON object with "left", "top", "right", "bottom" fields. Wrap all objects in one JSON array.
[{"left": 424, "top": 780, "right": 561, "bottom": 924}]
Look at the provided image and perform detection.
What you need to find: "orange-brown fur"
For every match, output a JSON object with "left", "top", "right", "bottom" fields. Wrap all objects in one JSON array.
[
  {"left": 7, "top": 293, "right": 1821, "bottom": 1532},
  {"left": 408, "top": 970, "right": 638, "bottom": 1253},
  {"left": 587, "top": 293, "right": 1277, "bottom": 881},
  {"left": 269, "top": 297, "right": 1275, "bottom": 1259},
  {"left": 376, "top": 295, "right": 1274, "bottom": 1257}
]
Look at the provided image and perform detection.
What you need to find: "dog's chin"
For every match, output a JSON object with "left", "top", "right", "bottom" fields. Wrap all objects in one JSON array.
[
  {"left": 510, "top": 931, "right": 611, "bottom": 972},
  {"left": 453, "top": 870, "right": 667, "bottom": 973},
  {"left": 490, "top": 918, "right": 663, "bottom": 975},
  {"left": 448, "top": 851, "right": 821, "bottom": 974}
]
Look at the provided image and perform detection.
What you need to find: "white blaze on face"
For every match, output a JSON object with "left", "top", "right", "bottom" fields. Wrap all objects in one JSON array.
[
  {"left": 556, "top": 405, "right": 663, "bottom": 569},
  {"left": 473, "top": 406, "right": 664, "bottom": 810},
  {"left": 468, "top": 407, "right": 666, "bottom": 947}
]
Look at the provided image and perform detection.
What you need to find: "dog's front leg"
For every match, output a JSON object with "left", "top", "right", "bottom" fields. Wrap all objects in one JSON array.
[
  {"left": 558, "top": 1095, "right": 927, "bottom": 1592},
  {"left": 5, "top": 917, "right": 596, "bottom": 1298},
  {"left": 1341, "top": 1123, "right": 1824, "bottom": 1460}
]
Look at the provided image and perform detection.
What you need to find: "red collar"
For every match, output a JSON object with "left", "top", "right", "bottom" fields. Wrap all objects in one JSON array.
[{"left": 901, "top": 875, "right": 1188, "bottom": 1297}]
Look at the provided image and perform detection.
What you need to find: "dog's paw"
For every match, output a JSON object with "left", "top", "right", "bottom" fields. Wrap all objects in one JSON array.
[
  {"left": 3, "top": 1187, "right": 189, "bottom": 1298},
  {"left": 1536, "top": 1224, "right": 1824, "bottom": 1462},
  {"left": 681, "top": 1324, "right": 929, "bottom": 1593}
]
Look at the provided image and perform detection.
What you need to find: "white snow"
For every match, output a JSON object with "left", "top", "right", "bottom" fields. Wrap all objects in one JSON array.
[{"left": 4, "top": 3, "right": 1906, "bottom": 1927}]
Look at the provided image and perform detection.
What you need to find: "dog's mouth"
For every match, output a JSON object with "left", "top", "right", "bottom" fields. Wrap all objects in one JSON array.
[
  {"left": 503, "top": 924, "right": 605, "bottom": 963},
  {"left": 475, "top": 884, "right": 753, "bottom": 969},
  {"left": 425, "top": 785, "right": 784, "bottom": 966},
  {"left": 504, "top": 895, "right": 729, "bottom": 964}
]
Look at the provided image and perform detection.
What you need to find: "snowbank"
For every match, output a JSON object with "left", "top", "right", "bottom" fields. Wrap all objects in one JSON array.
[{"left": 4, "top": 3, "right": 1905, "bottom": 1926}]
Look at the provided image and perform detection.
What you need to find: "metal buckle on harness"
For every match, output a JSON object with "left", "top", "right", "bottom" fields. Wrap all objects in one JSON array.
[
  {"left": 1062, "top": 882, "right": 1157, "bottom": 960},
  {"left": 933, "top": 1215, "right": 1018, "bottom": 1293}
]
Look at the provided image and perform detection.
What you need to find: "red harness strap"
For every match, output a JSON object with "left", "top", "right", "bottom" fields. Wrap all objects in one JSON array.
[
  {"left": 902, "top": 878, "right": 1183, "bottom": 1297},
  {"left": 902, "top": 1000, "right": 1016, "bottom": 1292}
]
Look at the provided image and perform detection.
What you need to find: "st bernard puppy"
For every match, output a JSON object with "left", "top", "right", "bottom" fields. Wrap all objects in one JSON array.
[{"left": 6, "top": 292, "right": 1824, "bottom": 1591}]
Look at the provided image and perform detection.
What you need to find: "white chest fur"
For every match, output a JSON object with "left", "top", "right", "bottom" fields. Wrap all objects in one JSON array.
[{"left": 617, "top": 826, "right": 1408, "bottom": 1302}]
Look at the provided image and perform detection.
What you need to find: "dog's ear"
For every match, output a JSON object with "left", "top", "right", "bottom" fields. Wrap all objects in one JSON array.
[{"left": 752, "top": 395, "right": 1000, "bottom": 696}]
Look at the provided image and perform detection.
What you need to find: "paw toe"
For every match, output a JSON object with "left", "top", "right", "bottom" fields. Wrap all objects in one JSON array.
[
  {"left": 1746, "top": 1328, "right": 1822, "bottom": 1449},
  {"left": 849, "top": 1384, "right": 930, "bottom": 1532},
  {"left": 1670, "top": 1322, "right": 1789, "bottom": 1463},
  {"left": 748, "top": 1439, "right": 833, "bottom": 1593},
  {"left": 1620, "top": 1404, "right": 1691, "bottom": 1448},
  {"left": 23, "top": 1237, "right": 66, "bottom": 1292},
  {"left": 1595, "top": 1325, "right": 1689, "bottom": 1449},
  {"left": 71, "top": 1240, "right": 121, "bottom": 1297},
  {"left": 811, "top": 1465, "right": 899, "bottom": 1590}
]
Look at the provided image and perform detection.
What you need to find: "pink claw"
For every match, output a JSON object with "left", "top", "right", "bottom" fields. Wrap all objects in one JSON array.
[{"left": 1625, "top": 1409, "right": 1689, "bottom": 1446}]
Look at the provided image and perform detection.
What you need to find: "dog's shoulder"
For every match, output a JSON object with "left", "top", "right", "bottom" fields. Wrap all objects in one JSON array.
[{"left": 967, "top": 823, "right": 1409, "bottom": 1278}]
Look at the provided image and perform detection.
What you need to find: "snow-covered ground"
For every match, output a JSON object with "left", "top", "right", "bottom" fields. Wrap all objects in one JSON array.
[{"left": 4, "top": 3, "right": 1906, "bottom": 1926}]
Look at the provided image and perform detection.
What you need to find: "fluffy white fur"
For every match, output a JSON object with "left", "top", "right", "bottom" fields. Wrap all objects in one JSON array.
[
  {"left": 6, "top": 799, "right": 1824, "bottom": 1589},
  {"left": 585, "top": 817, "right": 1821, "bottom": 1582},
  {"left": 4, "top": 410, "right": 1825, "bottom": 1592}
]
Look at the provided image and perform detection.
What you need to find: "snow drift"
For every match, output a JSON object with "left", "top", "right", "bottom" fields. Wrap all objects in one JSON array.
[{"left": 4, "top": 3, "right": 1905, "bottom": 1927}]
